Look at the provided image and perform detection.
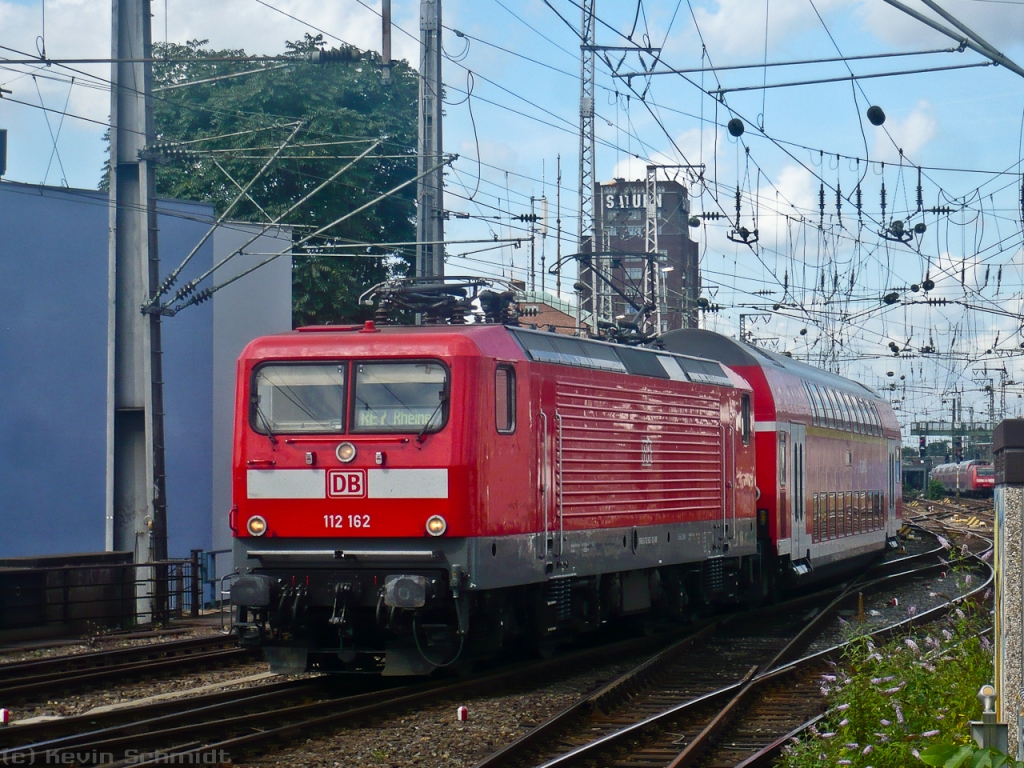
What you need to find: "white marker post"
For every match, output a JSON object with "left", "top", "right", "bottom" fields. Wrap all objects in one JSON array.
[{"left": 993, "top": 419, "right": 1024, "bottom": 757}]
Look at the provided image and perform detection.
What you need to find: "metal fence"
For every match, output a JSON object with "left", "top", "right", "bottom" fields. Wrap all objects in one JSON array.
[{"left": 0, "top": 551, "right": 209, "bottom": 639}]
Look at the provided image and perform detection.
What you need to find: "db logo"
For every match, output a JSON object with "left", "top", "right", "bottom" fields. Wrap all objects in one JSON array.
[{"left": 328, "top": 469, "right": 366, "bottom": 498}]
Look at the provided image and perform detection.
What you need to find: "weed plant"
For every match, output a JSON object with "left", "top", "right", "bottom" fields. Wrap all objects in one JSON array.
[{"left": 779, "top": 607, "right": 992, "bottom": 768}]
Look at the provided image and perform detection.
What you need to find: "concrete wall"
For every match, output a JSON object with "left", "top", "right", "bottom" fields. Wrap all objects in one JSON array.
[
  {"left": 211, "top": 224, "right": 293, "bottom": 569},
  {"left": 0, "top": 182, "right": 291, "bottom": 561}
]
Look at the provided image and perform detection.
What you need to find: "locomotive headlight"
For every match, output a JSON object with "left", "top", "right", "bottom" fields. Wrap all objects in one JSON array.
[
  {"left": 247, "top": 515, "right": 267, "bottom": 537},
  {"left": 336, "top": 442, "right": 357, "bottom": 463},
  {"left": 426, "top": 515, "right": 447, "bottom": 536}
]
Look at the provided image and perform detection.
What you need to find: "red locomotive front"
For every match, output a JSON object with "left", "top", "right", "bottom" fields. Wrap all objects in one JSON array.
[{"left": 230, "top": 322, "right": 759, "bottom": 675}]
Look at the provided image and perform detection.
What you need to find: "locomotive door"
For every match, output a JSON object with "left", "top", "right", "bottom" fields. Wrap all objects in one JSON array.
[
  {"left": 721, "top": 425, "right": 736, "bottom": 542},
  {"left": 790, "top": 424, "right": 809, "bottom": 559},
  {"left": 887, "top": 439, "right": 899, "bottom": 532},
  {"left": 537, "top": 398, "right": 562, "bottom": 560}
]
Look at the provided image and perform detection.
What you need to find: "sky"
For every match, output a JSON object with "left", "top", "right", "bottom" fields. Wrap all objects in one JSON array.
[{"left": 4, "top": 0, "right": 1024, "bottom": 438}]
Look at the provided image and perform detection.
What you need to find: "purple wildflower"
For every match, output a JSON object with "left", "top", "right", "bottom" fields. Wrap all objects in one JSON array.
[
  {"left": 862, "top": 745, "right": 873, "bottom": 756},
  {"left": 879, "top": 719, "right": 892, "bottom": 726},
  {"left": 845, "top": 743, "right": 858, "bottom": 749},
  {"left": 839, "top": 719, "right": 849, "bottom": 727},
  {"left": 837, "top": 761, "right": 851, "bottom": 766},
  {"left": 836, "top": 703, "right": 850, "bottom": 711},
  {"left": 981, "top": 636, "right": 991, "bottom": 650},
  {"left": 908, "top": 606, "right": 917, "bottom": 617},
  {"left": 821, "top": 674, "right": 838, "bottom": 682},
  {"left": 942, "top": 629, "right": 953, "bottom": 641},
  {"left": 912, "top": 748, "right": 921, "bottom": 758},
  {"left": 905, "top": 638, "right": 919, "bottom": 652},
  {"left": 922, "top": 730, "right": 940, "bottom": 737},
  {"left": 937, "top": 535, "right": 951, "bottom": 549},
  {"left": 820, "top": 732, "right": 835, "bottom": 739},
  {"left": 871, "top": 675, "right": 895, "bottom": 684},
  {"left": 894, "top": 702, "right": 904, "bottom": 724}
]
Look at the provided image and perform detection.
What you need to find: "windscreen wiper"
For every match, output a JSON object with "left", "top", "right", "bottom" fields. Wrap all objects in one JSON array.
[
  {"left": 255, "top": 404, "right": 278, "bottom": 445},
  {"left": 416, "top": 391, "right": 448, "bottom": 444}
]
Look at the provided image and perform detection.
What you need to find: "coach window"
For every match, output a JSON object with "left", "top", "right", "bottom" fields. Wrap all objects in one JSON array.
[
  {"left": 823, "top": 388, "right": 840, "bottom": 430},
  {"left": 741, "top": 394, "right": 751, "bottom": 444},
  {"left": 495, "top": 364, "right": 516, "bottom": 434}
]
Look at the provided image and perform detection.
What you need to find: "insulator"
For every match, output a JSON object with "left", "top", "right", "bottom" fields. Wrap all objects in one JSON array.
[
  {"left": 174, "top": 281, "right": 197, "bottom": 301},
  {"left": 880, "top": 181, "right": 886, "bottom": 221},
  {"left": 818, "top": 183, "right": 825, "bottom": 227},
  {"left": 192, "top": 287, "right": 214, "bottom": 305},
  {"left": 734, "top": 188, "right": 742, "bottom": 223},
  {"left": 855, "top": 184, "right": 862, "bottom": 223},
  {"left": 916, "top": 167, "right": 923, "bottom": 211},
  {"left": 836, "top": 180, "right": 842, "bottom": 224},
  {"left": 310, "top": 47, "right": 362, "bottom": 64}
]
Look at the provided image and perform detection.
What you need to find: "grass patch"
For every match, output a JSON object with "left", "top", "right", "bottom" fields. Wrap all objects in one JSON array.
[{"left": 780, "top": 606, "right": 992, "bottom": 768}]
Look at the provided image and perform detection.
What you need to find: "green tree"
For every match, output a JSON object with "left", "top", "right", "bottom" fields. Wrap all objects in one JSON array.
[{"left": 143, "top": 36, "right": 418, "bottom": 325}]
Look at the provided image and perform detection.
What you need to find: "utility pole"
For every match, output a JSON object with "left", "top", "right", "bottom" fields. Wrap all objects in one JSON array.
[
  {"left": 578, "top": 0, "right": 596, "bottom": 333},
  {"left": 381, "top": 0, "right": 392, "bottom": 82},
  {"left": 645, "top": 165, "right": 660, "bottom": 334},
  {"left": 416, "top": 0, "right": 444, "bottom": 280},
  {"left": 556, "top": 154, "right": 562, "bottom": 297},
  {"left": 107, "top": 0, "right": 166, "bottom": 620},
  {"left": 530, "top": 195, "right": 536, "bottom": 291}
]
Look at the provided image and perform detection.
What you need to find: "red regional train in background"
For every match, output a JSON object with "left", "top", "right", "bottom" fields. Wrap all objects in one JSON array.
[
  {"left": 229, "top": 303, "right": 902, "bottom": 675},
  {"left": 929, "top": 460, "right": 994, "bottom": 496}
]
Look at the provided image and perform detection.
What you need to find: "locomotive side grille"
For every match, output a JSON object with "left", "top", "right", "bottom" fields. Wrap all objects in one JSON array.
[
  {"left": 703, "top": 557, "right": 724, "bottom": 593},
  {"left": 544, "top": 578, "right": 573, "bottom": 622},
  {"left": 555, "top": 380, "right": 724, "bottom": 519}
]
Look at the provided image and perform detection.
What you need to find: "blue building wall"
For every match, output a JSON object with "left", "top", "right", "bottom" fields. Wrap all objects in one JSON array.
[{"left": 0, "top": 182, "right": 214, "bottom": 558}]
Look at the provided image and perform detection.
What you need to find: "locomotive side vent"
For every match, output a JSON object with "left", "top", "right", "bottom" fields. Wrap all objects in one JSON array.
[
  {"left": 702, "top": 558, "right": 724, "bottom": 594},
  {"left": 544, "top": 578, "right": 573, "bottom": 623}
]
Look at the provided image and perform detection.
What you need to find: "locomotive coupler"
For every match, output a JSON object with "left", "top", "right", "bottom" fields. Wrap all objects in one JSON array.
[
  {"left": 291, "top": 585, "right": 307, "bottom": 623},
  {"left": 329, "top": 584, "right": 353, "bottom": 626},
  {"left": 277, "top": 585, "right": 293, "bottom": 624}
]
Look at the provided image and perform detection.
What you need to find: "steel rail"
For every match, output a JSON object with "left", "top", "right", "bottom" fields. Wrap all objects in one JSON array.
[
  {"left": 0, "top": 634, "right": 237, "bottom": 677},
  {"left": 474, "top": 536, "right": 981, "bottom": 768},
  {"left": 669, "top": 530, "right": 993, "bottom": 768},
  {"left": 4, "top": 627, "right": 695, "bottom": 768},
  {"left": 0, "top": 640, "right": 254, "bottom": 704}
]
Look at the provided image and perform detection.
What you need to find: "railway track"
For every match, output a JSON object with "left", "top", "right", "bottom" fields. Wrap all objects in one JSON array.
[
  {"left": 471, "top": 541, "right": 989, "bottom": 768},
  {"left": 0, "top": 627, "right": 694, "bottom": 767},
  {"left": 0, "top": 539, "right": 964, "bottom": 768},
  {"left": 0, "top": 634, "right": 252, "bottom": 704}
]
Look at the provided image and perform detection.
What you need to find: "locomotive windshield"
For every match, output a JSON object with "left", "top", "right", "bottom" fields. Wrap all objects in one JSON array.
[
  {"left": 252, "top": 364, "right": 347, "bottom": 433},
  {"left": 352, "top": 361, "right": 448, "bottom": 433},
  {"left": 978, "top": 467, "right": 994, "bottom": 476}
]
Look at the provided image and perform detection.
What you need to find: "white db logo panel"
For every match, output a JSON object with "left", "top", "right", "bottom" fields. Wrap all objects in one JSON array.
[{"left": 328, "top": 470, "right": 366, "bottom": 498}]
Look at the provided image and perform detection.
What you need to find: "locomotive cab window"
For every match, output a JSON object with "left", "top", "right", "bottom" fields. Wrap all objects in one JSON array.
[
  {"left": 352, "top": 361, "right": 449, "bottom": 433},
  {"left": 251, "top": 363, "right": 347, "bottom": 434},
  {"left": 495, "top": 364, "right": 516, "bottom": 434}
]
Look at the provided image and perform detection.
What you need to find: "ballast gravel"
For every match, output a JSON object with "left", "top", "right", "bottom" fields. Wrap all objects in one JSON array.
[{"left": 236, "top": 660, "right": 640, "bottom": 768}]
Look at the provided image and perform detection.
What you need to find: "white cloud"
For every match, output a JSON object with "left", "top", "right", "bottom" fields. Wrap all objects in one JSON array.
[
  {"left": 857, "top": 0, "right": 1024, "bottom": 52},
  {"left": 688, "top": 0, "right": 855, "bottom": 58},
  {"left": 872, "top": 100, "right": 937, "bottom": 163}
]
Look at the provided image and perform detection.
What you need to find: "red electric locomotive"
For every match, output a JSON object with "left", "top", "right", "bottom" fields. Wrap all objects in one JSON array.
[
  {"left": 930, "top": 460, "right": 994, "bottom": 496},
  {"left": 229, "top": 316, "right": 901, "bottom": 675},
  {"left": 230, "top": 322, "right": 760, "bottom": 674}
]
